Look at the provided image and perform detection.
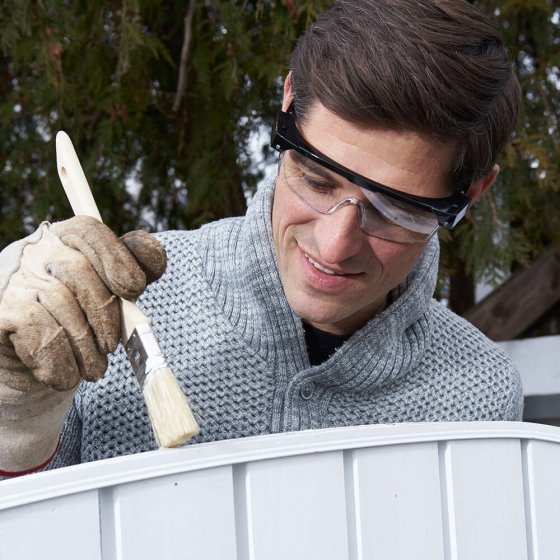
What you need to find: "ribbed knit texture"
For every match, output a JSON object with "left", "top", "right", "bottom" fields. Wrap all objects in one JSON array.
[{"left": 51, "top": 180, "right": 523, "bottom": 468}]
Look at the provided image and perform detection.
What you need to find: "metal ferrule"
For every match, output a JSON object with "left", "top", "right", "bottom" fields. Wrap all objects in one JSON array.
[{"left": 125, "top": 323, "right": 168, "bottom": 388}]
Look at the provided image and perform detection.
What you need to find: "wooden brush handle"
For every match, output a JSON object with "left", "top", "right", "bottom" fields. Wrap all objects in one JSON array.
[
  {"left": 55, "top": 132, "right": 102, "bottom": 222},
  {"left": 55, "top": 131, "right": 148, "bottom": 339},
  {"left": 56, "top": 132, "right": 200, "bottom": 447}
]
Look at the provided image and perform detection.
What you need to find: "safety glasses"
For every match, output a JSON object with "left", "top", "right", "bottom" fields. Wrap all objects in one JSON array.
[
  {"left": 271, "top": 103, "right": 472, "bottom": 232},
  {"left": 280, "top": 151, "right": 439, "bottom": 243}
]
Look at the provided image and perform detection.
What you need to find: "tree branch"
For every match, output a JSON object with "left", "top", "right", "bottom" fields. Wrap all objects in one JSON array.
[{"left": 173, "top": 0, "right": 196, "bottom": 112}]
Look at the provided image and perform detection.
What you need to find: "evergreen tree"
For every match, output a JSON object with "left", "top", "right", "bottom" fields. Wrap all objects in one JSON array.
[
  {"left": 440, "top": 0, "right": 560, "bottom": 314},
  {"left": 1, "top": 0, "right": 559, "bottom": 331},
  {"left": 0, "top": 0, "right": 331, "bottom": 242}
]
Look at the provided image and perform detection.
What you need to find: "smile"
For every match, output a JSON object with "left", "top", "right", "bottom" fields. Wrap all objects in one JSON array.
[{"left": 304, "top": 253, "right": 343, "bottom": 276}]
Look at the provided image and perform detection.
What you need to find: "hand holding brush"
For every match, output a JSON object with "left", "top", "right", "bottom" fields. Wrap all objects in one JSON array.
[
  {"left": 0, "top": 131, "right": 199, "bottom": 476},
  {"left": 55, "top": 131, "right": 199, "bottom": 448}
]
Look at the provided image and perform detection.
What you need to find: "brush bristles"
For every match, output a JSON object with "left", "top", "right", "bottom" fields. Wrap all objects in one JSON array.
[{"left": 142, "top": 366, "right": 200, "bottom": 448}]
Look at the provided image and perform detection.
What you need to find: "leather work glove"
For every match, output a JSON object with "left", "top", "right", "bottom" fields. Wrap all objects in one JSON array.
[{"left": 0, "top": 216, "right": 166, "bottom": 475}]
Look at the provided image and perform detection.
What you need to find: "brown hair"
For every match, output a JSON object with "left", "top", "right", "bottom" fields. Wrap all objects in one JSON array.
[{"left": 290, "top": 0, "right": 520, "bottom": 187}]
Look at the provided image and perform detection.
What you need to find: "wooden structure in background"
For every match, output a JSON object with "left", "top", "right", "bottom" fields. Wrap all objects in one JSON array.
[{"left": 465, "top": 247, "right": 560, "bottom": 341}]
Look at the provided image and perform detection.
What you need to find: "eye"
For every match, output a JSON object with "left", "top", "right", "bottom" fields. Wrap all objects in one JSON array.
[
  {"left": 363, "top": 191, "right": 438, "bottom": 234},
  {"left": 301, "top": 173, "right": 336, "bottom": 194}
]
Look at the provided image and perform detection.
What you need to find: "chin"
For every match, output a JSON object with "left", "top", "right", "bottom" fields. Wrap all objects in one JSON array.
[{"left": 290, "top": 298, "right": 346, "bottom": 328}]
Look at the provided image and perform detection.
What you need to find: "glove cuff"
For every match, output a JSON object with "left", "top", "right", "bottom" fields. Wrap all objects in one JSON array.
[
  {"left": 0, "top": 375, "right": 76, "bottom": 474},
  {"left": 0, "top": 438, "right": 60, "bottom": 477}
]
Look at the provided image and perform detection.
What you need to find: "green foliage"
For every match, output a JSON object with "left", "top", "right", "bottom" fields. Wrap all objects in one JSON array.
[
  {"left": 439, "top": 0, "right": 560, "bottom": 296},
  {"left": 1, "top": 0, "right": 559, "bottom": 321},
  {"left": 0, "top": 0, "right": 332, "bottom": 245}
]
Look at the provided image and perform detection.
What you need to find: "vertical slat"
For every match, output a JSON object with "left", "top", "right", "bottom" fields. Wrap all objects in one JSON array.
[
  {"left": 343, "top": 450, "right": 359, "bottom": 560},
  {"left": 243, "top": 451, "right": 349, "bottom": 560},
  {"left": 523, "top": 439, "right": 560, "bottom": 559},
  {"left": 0, "top": 490, "right": 102, "bottom": 560},
  {"left": 443, "top": 438, "right": 527, "bottom": 560},
  {"left": 348, "top": 442, "right": 444, "bottom": 560},
  {"left": 232, "top": 463, "right": 250, "bottom": 560},
  {"left": 105, "top": 465, "right": 237, "bottom": 560}
]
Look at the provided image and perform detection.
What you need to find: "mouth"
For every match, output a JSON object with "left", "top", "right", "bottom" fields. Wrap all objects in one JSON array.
[{"left": 304, "top": 253, "right": 350, "bottom": 276}]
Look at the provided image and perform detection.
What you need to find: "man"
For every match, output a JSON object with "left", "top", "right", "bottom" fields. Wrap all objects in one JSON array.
[{"left": 0, "top": 0, "right": 522, "bottom": 477}]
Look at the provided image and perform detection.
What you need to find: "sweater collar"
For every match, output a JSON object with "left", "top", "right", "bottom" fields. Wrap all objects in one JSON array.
[{"left": 239, "top": 179, "right": 438, "bottom": 390}]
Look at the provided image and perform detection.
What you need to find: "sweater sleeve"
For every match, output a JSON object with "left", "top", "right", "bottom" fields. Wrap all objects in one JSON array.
[
  {"left": 426, "top": 301, "right": 525, "bottom": 422},
  {"left": 47, "top": 396, "right": 83, "bottom": 470},
  {"left": 500, "top": 370, "right": 524, "bottom": 421}
]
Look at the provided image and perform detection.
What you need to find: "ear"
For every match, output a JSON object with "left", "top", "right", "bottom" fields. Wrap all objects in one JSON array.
[
  {"left": 467, "top": 164, "right": 500, "bottom": 203},
  {"left": 281, "top": 72, "right": 295, "bottom": 112}
]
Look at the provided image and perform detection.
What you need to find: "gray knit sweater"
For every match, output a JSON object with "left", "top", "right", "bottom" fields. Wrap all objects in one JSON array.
[{"left": 51, "top": 181, "right": 523, "bottom": 467}]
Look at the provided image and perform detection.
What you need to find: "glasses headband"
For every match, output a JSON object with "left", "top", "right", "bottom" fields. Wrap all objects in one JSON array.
[{"left": 271, "top": 103, "right": 471, "bottom": 229}]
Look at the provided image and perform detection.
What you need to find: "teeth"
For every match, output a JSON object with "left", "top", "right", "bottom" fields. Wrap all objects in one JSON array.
[{"left": 305, "top": 253, "right": 339, "bottom": 275}]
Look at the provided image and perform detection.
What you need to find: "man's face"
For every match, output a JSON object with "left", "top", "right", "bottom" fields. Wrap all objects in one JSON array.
[{"left": 271, "top": 102, "right": 457, "bottom": 335}]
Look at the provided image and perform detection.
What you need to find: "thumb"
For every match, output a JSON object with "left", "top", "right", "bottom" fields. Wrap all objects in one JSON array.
[{"left": 120, "top": 231, "right": 167, "bottom": 285}]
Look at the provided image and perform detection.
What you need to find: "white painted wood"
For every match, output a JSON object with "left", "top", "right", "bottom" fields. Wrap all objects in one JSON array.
[
  {"left": 0, "top": 490, "right": 101, "bottom": 560},
  {"left": 240, "top": 451, "right": 349, "bottom": 560},
  {"left": 523, "top": 440, "right": 560, "bottom": 558},
  {"left": 349, "top": 442, "right": 444, "bottom": 560},
  {"left": 498, "top": 335, "right": 560, "bottom": 396},
  {"left": 3, "top": 422, "right": 558, "bottom": 512},
  {"left": 2, "top": 423, "right": 560, "bottom": 560},
  {"left": 442, "top": 438, "right": 527, "bottom": 560},
  {"left": 101, "top": 466, "right": 237, "bottom": 560}
]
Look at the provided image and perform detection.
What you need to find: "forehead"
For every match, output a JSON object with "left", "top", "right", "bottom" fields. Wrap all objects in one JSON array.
[{"left": 299, "top": 103, "right": 457, "bottom": 199}]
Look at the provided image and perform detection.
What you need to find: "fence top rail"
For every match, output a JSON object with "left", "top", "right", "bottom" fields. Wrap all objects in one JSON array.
[{"left": 2, "top": 420, "right": 559, "bottom": 511}]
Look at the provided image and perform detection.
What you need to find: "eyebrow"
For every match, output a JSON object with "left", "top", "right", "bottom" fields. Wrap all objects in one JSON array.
[
  {"left": 289, "top": 149, "right": 436, "bottom": 215},
  {"left": 290, "top": 151, "right": 341, "bottom": 182}
]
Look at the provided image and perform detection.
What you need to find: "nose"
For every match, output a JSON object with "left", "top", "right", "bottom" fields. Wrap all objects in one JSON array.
[{"left": 314, "top": 200, "right": 365, "bottom": 264}]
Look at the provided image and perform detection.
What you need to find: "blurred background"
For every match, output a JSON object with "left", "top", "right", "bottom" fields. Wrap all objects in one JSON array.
[{"left": 0, "top": 0, "right": 559, "bottom": 418}]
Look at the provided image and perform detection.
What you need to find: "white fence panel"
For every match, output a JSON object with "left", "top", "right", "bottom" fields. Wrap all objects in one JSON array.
[
  {"left": 2, "top": 422, "right": 560, "bottom": 560},
  {"left": 0, "top": 490, "right": 101, "bottom": 560},
  {"left": 442, "top": 438, "right": 527, "bottom": 560},
  {"left": 349, "top": 442, "right": 444, "bottom": 560},
  {"left": 523, "top": 439, "right": 560, "bottom": 558},
  {"left": 99, "top": 465, "right": 238, "bottom": 560},
  {"left": 239, "top": 451, "right": 349, "bottom": 560}
]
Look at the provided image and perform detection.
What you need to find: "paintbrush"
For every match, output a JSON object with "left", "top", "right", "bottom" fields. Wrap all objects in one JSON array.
[{"left": 55, "top": 131, "right": 200, "bottom": 447}]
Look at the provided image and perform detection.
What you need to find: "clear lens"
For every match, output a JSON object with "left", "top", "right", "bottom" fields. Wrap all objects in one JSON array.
[{"left": 282, "top": 152, "right": 438, "bottom": 244}]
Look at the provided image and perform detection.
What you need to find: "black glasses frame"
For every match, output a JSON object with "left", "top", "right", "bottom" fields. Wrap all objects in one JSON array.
[{"left": 271, "top": 103, "right": 471, "bottom": 229}]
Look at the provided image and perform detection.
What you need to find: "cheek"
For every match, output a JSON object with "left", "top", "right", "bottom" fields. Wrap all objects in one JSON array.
[
  {"left": 370, "top": 240, "right": 427, "bottom": 282},
  {"left": 271, "top": 185, "right": 295, "bottom": 277},
  {"left": 272, "top": 183, "right": 311, "bottom": 249},
  {"left": 271, "top": 185, "right": 289, "bottom": 253}
]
